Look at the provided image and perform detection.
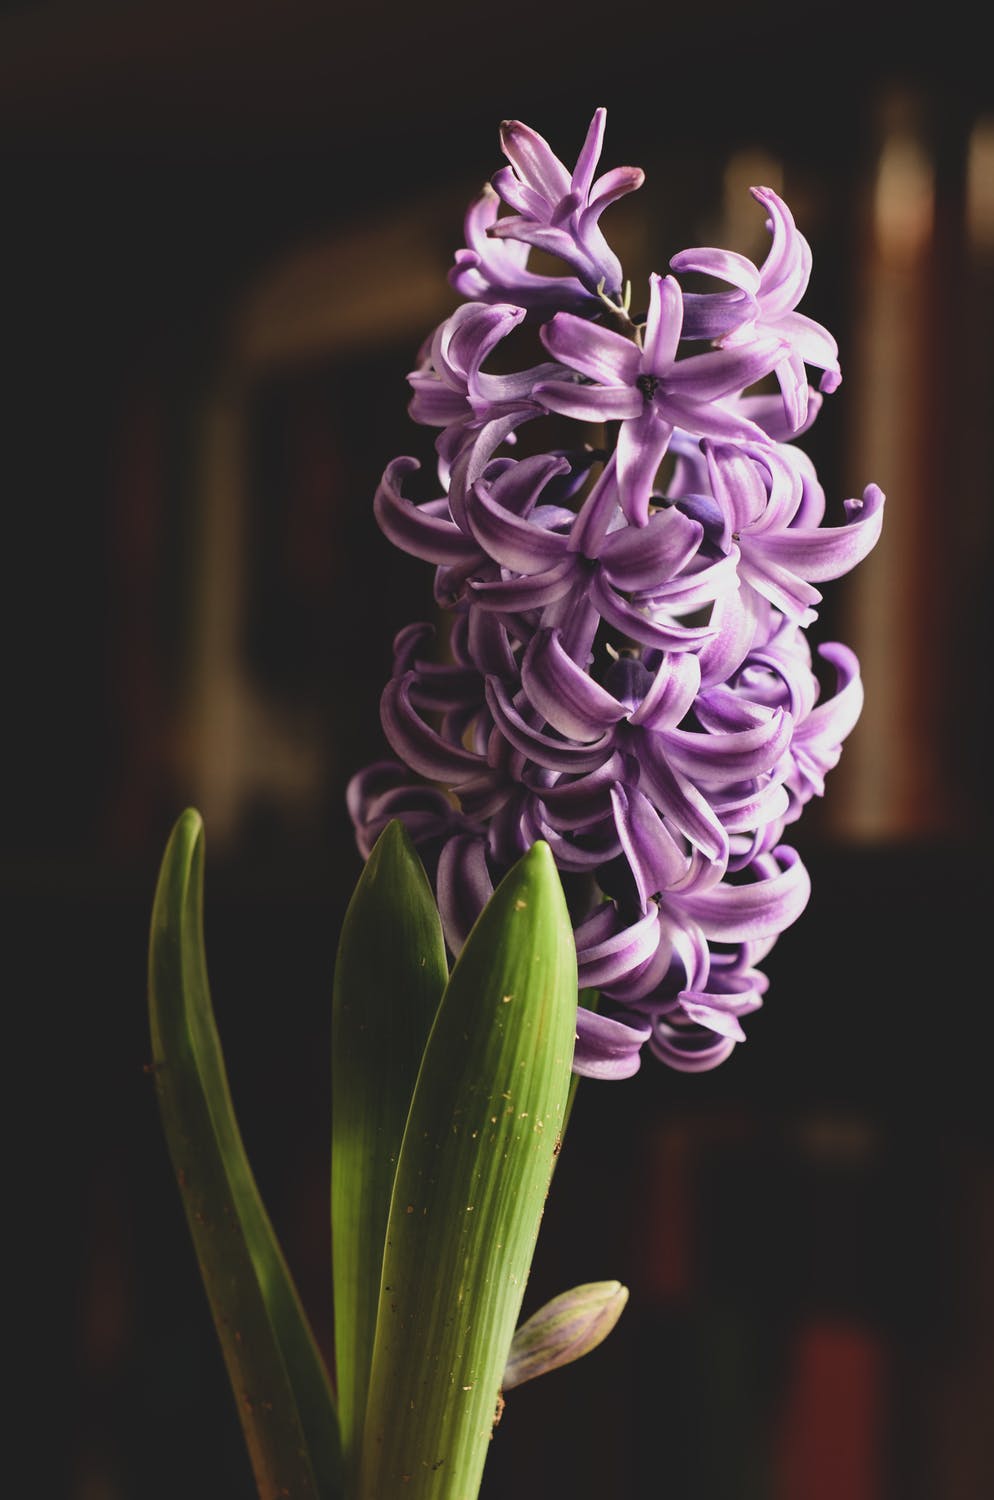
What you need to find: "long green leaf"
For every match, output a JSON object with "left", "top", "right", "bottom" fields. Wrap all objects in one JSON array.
[
  {"left": 357, "top": 840, "right": 578, "bottom": 1500},
  {"left": 331, "top": 820, "right": 448, "bottom": 1485},
  {"left": 148, "top": 808, "right": 342, "bottom": 1500}
]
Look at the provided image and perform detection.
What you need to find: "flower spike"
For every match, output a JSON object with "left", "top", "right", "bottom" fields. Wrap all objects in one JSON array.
[{"left": 351, "top": 108, "right": 883, "bottom": 1080}]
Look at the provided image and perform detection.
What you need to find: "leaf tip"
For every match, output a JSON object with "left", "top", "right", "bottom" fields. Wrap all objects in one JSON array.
[
  {"left": 164, "top": 806, "right": 205, "bottom": 866},
  {"left": 520, "top": 839, "right": 554, "bottom": 874},
  {"left": 368, "top": 816, "right": 414, "bottom": 863}
]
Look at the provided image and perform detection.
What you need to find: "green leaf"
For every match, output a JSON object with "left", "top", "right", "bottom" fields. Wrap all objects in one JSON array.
[
  {"left": 331, "top": 820, "right": 448, "bottom": 1484},
  {"left": 357, "top": 840, "right": 578, "bottom": 1500},
  {"left": 561, "top": 986, "right": 599, "bottom": 1141},
  {"left": 148, "top": 808, "right": 342, "bottom": 1500},
  {"left": 502, "top": 1280, "right": 629, "bottom": 1390}
]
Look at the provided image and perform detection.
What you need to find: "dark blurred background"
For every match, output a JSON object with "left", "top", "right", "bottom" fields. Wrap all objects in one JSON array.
[{"left": 4, "top": 2, "right": 992, "bottom": 1496}]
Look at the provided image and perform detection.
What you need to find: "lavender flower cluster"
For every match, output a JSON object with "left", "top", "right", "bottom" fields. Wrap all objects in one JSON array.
[{"left": 348, "top": 109, "right": 883, "bottom": 1080}]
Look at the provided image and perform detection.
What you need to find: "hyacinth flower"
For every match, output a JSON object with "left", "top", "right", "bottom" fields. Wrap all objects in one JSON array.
[
  {"left": 351, "top": 105, "right": 884, "bottom": 1084},
  {"left": 454, "top": 106, "right": 645, "bottom": 306},
  {"left": 671, "top": 184, "right": 843, "bottom": 431},
  {"left": 535, "top": 271, "right": 787, "bottom": 525},
  {"left": 147, "top": 107, "right": 884, "bottom": 1500}
]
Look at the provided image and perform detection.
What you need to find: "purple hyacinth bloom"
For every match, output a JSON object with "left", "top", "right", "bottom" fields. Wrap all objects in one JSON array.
[
  {"left": 348, "top": 759, "right": 467, "bottom": 863},
  {"left": 488, "top": 108, "right": 644, "bottom": 297},
  {"left": 671, "top": 186, "right": 842, "bottom": 433},
  {"left": 535, "top": 273, "right": 786, "bottom": 525},
  {"left": 677, "top": 440, "right": 886, "bottom": 621},
  {"left": 569, "top": 842, "right": 810, "bottom": 1075},
  {"left": 407, "top": 301, "right": 563, "bottom": 486},
  {"left": 464, "top": 452, "right": 728, "bottom": 657},
  {"left": 347, "top": 107, "right": 883, "bottom": 1082},
  {"left": 450, "top": 184, "right": 598, "bottom": 316}
]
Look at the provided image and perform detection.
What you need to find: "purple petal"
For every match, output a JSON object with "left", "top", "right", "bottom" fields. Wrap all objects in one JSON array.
[
  {"left": 702, "top": 441, "right": 769, "bottom": 539},
  {"left": 773, "top": 349, "right": 811, "bottom": 433},
  {"left": 677, "top": 995, "right": 747, "bottom": 1041},
  {"left": 696, "top": 675, "right": 794, "bottom": 732},
  {"left": 571, "top": 107, "right": 607, "bottom": 202},
  {"left": 750, "top": 186, "right": 811, "bottom": 315},
  {"left": 491, "top": 168, "right": 550, "bottom": 221},
  {"left": 468, "top": 557, "right": 576, "bottom": 611},
  {"left": 600, "top": 504, "right": 703, "bottom": 589},
  {"left": 391, "top": 621, "right": 438, "bottom": 673},
  {"left": 451, "top": 185, "right": 592, "bottom": 312},
  {"left": 462, "top": 608, "right": 518, "bottom": 678},
  {"left": 543, "top": 588, "right": 603, "bottom": 664},
  {"left": 669, "top": 245, "right": 762, "bottom": 295},
  {"left": 374, "top": 458, "right": 483, "bottom": 565},
  {"left": 679, "top": 845, "right": 810, "bottom": 941},
  {"left": 467, "top": 476, "right": 571, "bottom": 572},
  {"left": 643, "top": 273, "right": 684, "bottom": 370},
  {"left": 590, "top": 573, "right": 716, "bottom": 651},
  {"left": 611, "top": 783, "right": 695, "bottom": 907},
  {"left": 667, "top": 334, "right": 787, "bottom": 402},
  {"left": 629, "top": 650, "right": 701, "bottom": 730},
  {"left": 693, "top": 588, "right": 758, "bottom": 688},
  {"left": 437, "top": 833, "right": 494, "bottom": 952},
  {"left": 487, "top": 451, "right": 572, "bottom": 516},
  {"left": 649, "top": 1019, "right": 739, "bottom": 1072},
  {"left": 570, "top": 454, "right": 624, "bottom": 555},
  {"left": 616, "top": 406, "right": 676, "bottom": 526},
  {"left": 476, "top": 359, "right": 566, "bottom": 408},
  {"left": 535, "top": 379, "right": 642, "bottom": 424},
  {"left": 522, "top": 629, "right": 626, "bottom": 741},
  {"left": 542, "top": 822, "right": 621, "bottom": 872},
  {"left": 679, "top": 289, "right": 760, "bottom": 342},
  {"left": 540, "top": 754, "right": 628, "bottom": 828},
  {"left": 575, "top": 903, "right": 662, "bottom": 990},
  {"left": 381, "top": 673, "right": 485, "bottom": 784},
  {"left": 485, "top": 677, "right": 614, "bottom": 772},
  {"left": 663, "top": 706, "right": 793, "bottom": 788},
  {"left": 486, "top": 219, "right": 585, "bottom": 266},
  {"left": 638, "top": 545, "right": 741, "bottom": 616},
  {"left": 794, "top": 643, "right": 864, "bottom": 754},
  {"left": 736, "top": 389, "right": 823, "bottom": 442},
  {"left": 407, "top": 375, "right": 472, "bottom": 428},
  {"left": 346, "top": 760, "right": 462, "bottom": 859},
  {"left": 540, "top": 312, "right": 641, "bottom": 387},
  {"left": 436, "top": 301, "right": 525, "bottom": 388},
  {"left": 660, "top": 391, "right": 772, "bottom": 446},
  {"left": 634, "top": 743, "right": 729, "bottom": 866},
  {"left": 713, "top": 778, "right": 791, "bottom": 834},
  {"left": 754, "top": 482, "right": 884, "bottom": 582},
  {"left": 776, "top": 308, "right": 840, "bottom": 381},
  {"left": 739, "top": 553, "right": 822, "bottom": 619},
  {"left": 572, "top": 1007, "right": 651, "bottom": 1079},
  {"left": 499, "top": 118, "right": 572, "bottom": 205},
  {"left": 583, "top": 163, "right": 645, "bottom": 216},
  {"left": 447, "top": 410, "right": 539, "bottom": 528},
  {"left": 605, "top": 905, "right": 709, "bottom": 1004}
]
